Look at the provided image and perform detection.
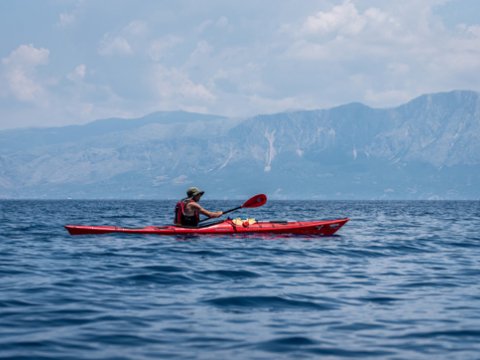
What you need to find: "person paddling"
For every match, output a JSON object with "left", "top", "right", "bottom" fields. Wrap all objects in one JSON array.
[{"left": 174, "top": 187, "right": 223, "bottom": 226}]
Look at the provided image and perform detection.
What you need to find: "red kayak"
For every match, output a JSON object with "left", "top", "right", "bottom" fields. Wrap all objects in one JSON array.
[{"left": 65, "top": 218, "right": 349, "bottom": 236}]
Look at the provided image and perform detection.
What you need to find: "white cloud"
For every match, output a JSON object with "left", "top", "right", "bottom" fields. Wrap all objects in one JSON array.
[
  {"left": 0, "top": 44, "right": 134, "bottom": 128},
  {"left": 279, "top": 1, "right": 480, "bottom": 107},
  {"left": 67, "top": 64, "right": 87, "bottom": 82},
  {"left": 148, "top": 35, "right": 183, "bottom": 61},
  {"left": 98, "top": 35, "right": 132, "bottom": 56},
  {"left": 299, "top": 1, "right": 401, "bottom": 41},
  {"left": 287, "top": 19, "right": 403, "bottom": 62},
  {"left": 173, "top": 175, "right": 189, "bottom": 185},
  {"left": 216, "top": 16, "right": 229, "bottom": 28},
  {"left": 124, "top": 20, "right": 148, "bottom": 36},
  {"left": 2, "top": 1, "right": 480, "bottom": 130},
  {"left": 98, "top": 20, "right": 148, "bottom": 57},
  {"left": 57, "top": 1, "right": 85, "bottom": 28},
  {"left": 151, "top": 64, "right": 216, "bottom": 104},
  {"left": 59, "top": 12, "right": 75, "bottom": 27},
  {"left": 2, "top": 44, "right": 49, "bottom": 67},
  {"left": 294, "top": 1, "right": 400, "bottom": 50},
  {"left": 185, "top": 40, "right": 214, "bottom": 69},
  {"left": 196, "top": 16, "right": 230, "bottom": 34},
  {"left": 1, "top": 44, "right": 50, "bottom": 102},
  {"left": 465, "top": 24, "right": 480, "bottom": 37},
  {"left": 302, "top": 1, "right": 366, "bottom": 36}
]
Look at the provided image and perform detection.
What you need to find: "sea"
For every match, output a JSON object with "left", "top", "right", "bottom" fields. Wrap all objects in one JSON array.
[{"left": 1, "top": 200, "right": 479, "bottom": 359}]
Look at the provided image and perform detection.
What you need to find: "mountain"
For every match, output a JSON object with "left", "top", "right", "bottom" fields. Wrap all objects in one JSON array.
[{"left": 1, "top": 90, "right": 479, "bottom": 199}]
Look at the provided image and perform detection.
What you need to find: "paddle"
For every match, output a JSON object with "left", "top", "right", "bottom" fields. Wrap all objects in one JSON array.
[{"left": 199, "top": 194, "right": 267, "bottom": 223}]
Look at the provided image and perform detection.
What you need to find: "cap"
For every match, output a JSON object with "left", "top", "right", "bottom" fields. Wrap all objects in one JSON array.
[{"left": 186, "top": 187, "right": 204, "bottom": 198}]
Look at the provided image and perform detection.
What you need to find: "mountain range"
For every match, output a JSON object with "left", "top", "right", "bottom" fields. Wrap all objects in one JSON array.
[{"left": 1, "top": 90, "right": 479, "bottom": 199}]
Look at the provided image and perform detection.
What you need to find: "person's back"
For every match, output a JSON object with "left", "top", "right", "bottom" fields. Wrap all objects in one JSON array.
[
  {"left": 174, "top": 187, "right": 223, "bottom": 226},
  {"left": 174, "top": 198, "right": 199, "bottom": 226}
]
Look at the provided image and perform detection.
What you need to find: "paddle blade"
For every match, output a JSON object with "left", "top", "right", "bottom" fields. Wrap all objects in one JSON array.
[{"left": 242, "top": 194, "right": 267, "bottom": 208}]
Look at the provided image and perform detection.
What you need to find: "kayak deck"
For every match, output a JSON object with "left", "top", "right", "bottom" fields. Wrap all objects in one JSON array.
[{"left": 65, "top": 218, "right": 349, "bottom": 236}]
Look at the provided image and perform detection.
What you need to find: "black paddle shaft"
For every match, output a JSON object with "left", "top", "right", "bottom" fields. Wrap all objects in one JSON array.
[
  {"left": 222, "top": 206, "right": 241, "bottom": 215},
  {"left": 198, "top": 206, "right": 240, "bottom": 223},
  {"left": 198, "top": 194, "right": 267, "bottom": 223}
]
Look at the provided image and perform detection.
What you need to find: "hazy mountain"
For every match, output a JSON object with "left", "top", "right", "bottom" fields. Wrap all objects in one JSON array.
[{"left": 1, "top": 90, "right": 479, "bottom": 199}]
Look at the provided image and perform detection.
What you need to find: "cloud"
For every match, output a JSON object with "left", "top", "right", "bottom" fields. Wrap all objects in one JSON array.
[
  {"left": 290, "top": 1, "right": 401, "bottom": 60},
  {"left": 98, "top": 35, "right": 133, "bottom": 56},
  {"left": 302, "top": 3, "right": 397, "bottom": 38},
  {"left": 148, "top": 35, "right": 183, "bottom": 61},
  {"left": 67, "top": 64, "right": 87, "bottom": 82},
  {"left": 278, "top": 1, "right": 480, "bottom": 107},
  {"left": 196, "top": 16, "right": 230, "bottom": 34},
  {"left": 98, "top": 20, "right": 148, "bottom": 56},
  {"left": 462, "top": 24, "right": 480, "bottom": 37},
  {"left": 57, "top": 1, "right": 85, "bottom": 28},
  {"left": 2, "top": 1, "right": 480, "bottom": 130},
  {"left": 1, "top": 44, "right": 50, "bottom": 103},
  {"left": 59, "top": 12, "right": 76, "bottom": 27},
  {"left": 301, "top": 1, "right": 367, "bottom": 36},
  {"left": 124, "top": 20, "right": 148, "bottom": 36},
  {"left": 2, "top": 44, "right": 49, "bottom": 67},
  {"left": 0, "top": 44, "right": 134, "bottom": 129},
  {"left": 185, "top": 40, "right": 214, "bottom": 69},
  {"left": 151, "top": 64, "right": 216, "bottom": 103}
]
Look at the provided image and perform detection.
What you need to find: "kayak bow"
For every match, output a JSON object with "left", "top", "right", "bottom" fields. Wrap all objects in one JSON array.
[{"left": 65, "top": 218, "right": 349, "bottom": 236}]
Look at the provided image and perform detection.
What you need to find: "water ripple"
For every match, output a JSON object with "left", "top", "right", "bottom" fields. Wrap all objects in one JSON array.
[
  {"left": 1, "top": 200, "right": 480, "bottom": 359},
  {"left": 205, "top": 295, "right": 337, "bottom": 311}
]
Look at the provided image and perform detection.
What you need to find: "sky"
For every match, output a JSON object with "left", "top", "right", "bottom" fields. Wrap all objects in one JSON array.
[{"left": 1, "top": 0, "right": 480, "bottom": 130}]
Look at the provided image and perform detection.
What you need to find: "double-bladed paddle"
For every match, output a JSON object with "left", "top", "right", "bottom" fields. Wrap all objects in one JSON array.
[{"left": 199, "top": 194, "right": 267, "bottom": 223}]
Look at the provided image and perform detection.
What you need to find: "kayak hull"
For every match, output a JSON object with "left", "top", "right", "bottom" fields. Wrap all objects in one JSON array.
[{"left": 65, "top": 218, "right": 349, "bottom": 236}]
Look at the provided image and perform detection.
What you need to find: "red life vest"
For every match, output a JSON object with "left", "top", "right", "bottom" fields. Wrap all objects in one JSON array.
[{"left": 174, "top": 199, "right": 200, "bottom": 226}]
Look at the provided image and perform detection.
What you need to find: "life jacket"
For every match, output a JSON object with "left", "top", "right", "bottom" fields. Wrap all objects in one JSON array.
[{"left": 174, "top": 199, "right": 200, "bottom": 226}]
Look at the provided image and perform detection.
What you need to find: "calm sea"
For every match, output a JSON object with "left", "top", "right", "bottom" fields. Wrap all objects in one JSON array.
[{"left": 1, "top": 200, "right": 479, "bottom": 359}]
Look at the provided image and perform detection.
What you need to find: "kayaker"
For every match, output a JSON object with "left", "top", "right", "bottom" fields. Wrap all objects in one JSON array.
[{"left": 174, "top": 187, "right": 223, "bottom": 226}]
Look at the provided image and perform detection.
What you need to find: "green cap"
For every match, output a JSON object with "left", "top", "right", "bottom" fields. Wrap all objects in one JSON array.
[{"left": 187, "top": 187, "right": 204, "bottom": 198}]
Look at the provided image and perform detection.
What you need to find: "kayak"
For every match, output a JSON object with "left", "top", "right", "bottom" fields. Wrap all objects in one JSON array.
[{"left": 65, "top": 218, "right": 349, "bottom": 236}]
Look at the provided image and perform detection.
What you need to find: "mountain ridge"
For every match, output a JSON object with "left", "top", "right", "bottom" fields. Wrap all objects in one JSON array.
[{"left": 1, "top": 90, "right": 479, "bottom": 199}]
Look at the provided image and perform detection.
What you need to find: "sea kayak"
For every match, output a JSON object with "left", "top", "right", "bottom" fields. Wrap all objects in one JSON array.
[{"left": 65, "top": 218, "right": 349, "bottom": 236}]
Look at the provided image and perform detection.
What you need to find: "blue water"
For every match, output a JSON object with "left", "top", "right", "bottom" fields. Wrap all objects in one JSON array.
[{"left": 1, "top": 200, "right": 480, "bottom": 359}]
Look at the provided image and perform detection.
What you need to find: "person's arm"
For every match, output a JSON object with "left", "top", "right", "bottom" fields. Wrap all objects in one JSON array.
[{"left": 190, "top": 202, "right": 223, "bottom": 218}]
